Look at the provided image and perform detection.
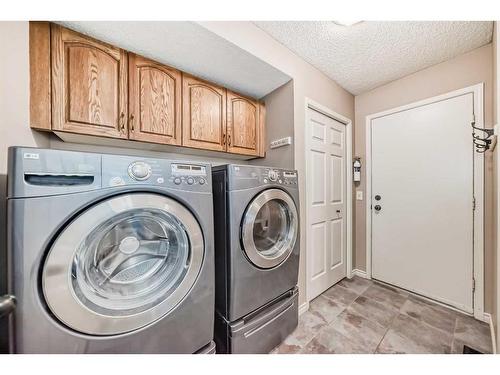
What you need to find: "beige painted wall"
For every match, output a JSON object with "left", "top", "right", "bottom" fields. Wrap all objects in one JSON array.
[
  {"left": 0, "top": 21, "right": 50, "bottom": 352},
  {"left": 0, "top": 22, "right": 49, "bottom": 174},
  {"left": 493, "top": 21, "right": 499, "bottom": 351},
  {"left": 354, "top": 44, "right": 496, "bottom": 313},
  {"left": 199, "top": 22, "right": 355, "bottom": 307},
  {"left": 250, "top": 80, "right": 294, "bottom": 169}
]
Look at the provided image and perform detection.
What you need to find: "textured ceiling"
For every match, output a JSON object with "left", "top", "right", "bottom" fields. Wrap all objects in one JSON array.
[
  {"left": 57, "top": 21, "right": 291, "bottom": 99},
  {"left": 254, "top": 21, "right": 493, "bottom": 95}
]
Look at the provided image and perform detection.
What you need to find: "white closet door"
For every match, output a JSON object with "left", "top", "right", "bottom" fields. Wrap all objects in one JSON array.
[{"left": 306, "top": 107, "right": 347, "bottom": 300}]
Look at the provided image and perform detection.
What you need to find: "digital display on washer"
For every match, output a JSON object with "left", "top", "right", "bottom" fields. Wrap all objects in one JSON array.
[
  {"left": 171, "top": 164, "right": 207, "bottom": 176},
  {"left": 283, "top": 171, "right": 297, "bottom": 178}
]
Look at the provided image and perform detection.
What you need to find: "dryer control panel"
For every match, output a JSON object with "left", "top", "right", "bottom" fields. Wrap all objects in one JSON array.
[
  {"left": 262, "top": 169, "right": 298, "bottom": 186},
  {"left": 226, "top": 164, "right": 298, "bottom": 191}
]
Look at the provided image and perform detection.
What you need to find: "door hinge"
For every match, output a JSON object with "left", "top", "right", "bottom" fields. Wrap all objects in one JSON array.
[
  {"left": 472, "top": 278, "right": 476, "bottom": 292},
  {"left": 473, "top": 197, "right": 476, "bottom": 211}
]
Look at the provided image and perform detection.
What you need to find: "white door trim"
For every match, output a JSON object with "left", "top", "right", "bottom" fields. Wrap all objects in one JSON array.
[
  {"left": 304, "top": 98, "right": 353, "bottom": 303},
  {"left": 365, "top": 83, "right": 485, "bottom": 319}
]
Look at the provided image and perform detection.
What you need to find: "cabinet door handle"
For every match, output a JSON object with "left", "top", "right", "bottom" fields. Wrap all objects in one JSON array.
[
  {"left": 228, "top": 134, "right": 231, "bottom": 146},
  {"left": 130, "top": 114, "right": 135, "bottom": 132},
  {"left": 222, "top": 134, "right": 226, "bottom": 146},
  {"left": 119, "top": 112, "right": 125, "bottom": 132}
]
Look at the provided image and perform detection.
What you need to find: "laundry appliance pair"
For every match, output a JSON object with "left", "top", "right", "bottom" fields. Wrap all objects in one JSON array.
[{"left": 2, "top": 148, "right": 299, "bottom": 354}]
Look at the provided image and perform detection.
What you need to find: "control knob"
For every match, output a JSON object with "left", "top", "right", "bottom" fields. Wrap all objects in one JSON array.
[
  {"left": 268, "top": 170, "right": 278, "bottom": 182},
  {"left": 128, "top": 161, "right": 152, "bottom": 181}
]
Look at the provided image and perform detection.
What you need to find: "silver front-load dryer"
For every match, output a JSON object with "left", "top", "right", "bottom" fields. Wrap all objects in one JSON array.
[
  {"left": 212, "top": 164, "right": 300, "bottom": 353},
  {"left": 5, "top": 147, "right": 215, "bottom": 353}
]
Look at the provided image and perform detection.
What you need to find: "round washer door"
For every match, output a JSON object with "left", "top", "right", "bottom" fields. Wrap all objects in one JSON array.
[
  {"left": 42, "top": 193, "right": 204, "bottom": 336},
  {"left": 241, "top": 189, "right": 298, "bottom": 269}
]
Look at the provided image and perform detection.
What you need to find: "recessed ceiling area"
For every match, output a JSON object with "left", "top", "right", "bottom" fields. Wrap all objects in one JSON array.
[
  {"left": 253, "top": 21, "right": 493, "bottom": 95},
  {"left": 57, "top": 21, "right": 291, "bottom": 99}
]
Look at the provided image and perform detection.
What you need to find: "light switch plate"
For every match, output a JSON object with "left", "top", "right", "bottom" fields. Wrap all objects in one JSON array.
[{"left": 356, "top": 191, "right": 363, "bottom": 200}]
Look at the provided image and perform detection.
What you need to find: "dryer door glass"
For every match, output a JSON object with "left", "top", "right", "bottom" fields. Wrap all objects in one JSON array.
[
  {"left": 42, "top": 193, "right": 204, "bottom": 336},
  {"left": 242, "top": 189, "right": 298, "bottom": 269},
  {"left": 253, "top": 200, "right": 289, "bottom": 255}
]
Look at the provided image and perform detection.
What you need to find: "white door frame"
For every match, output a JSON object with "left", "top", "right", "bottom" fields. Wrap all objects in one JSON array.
[
  {"left": 304, "top": 98, "right": 353, "bottom": 303},
  {"left": 365, "top": 83, "right": 485, "bottom": 319}
]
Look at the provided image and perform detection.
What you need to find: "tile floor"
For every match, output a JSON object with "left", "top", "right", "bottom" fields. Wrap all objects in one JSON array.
[{"left": 271, "top": 276, "right": 493, "bottom": 354}]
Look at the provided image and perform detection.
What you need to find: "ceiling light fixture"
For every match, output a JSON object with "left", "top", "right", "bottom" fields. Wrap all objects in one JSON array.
[{"left": 332, "top": 20, "right": 363, "bottom": 27}]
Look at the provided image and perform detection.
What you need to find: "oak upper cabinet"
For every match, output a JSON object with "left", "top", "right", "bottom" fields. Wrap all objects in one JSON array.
[
  {"left": 227, "top": 91, "right": 263, "bottom": 157},
  {"left": 182, "top": 74, "right": 227, "bottom": 152},
  {"left": 51, "top": 24, "right": 128, "bottom": 138},
  {"left": 128, "top": 54, "right": 182, "bottom": 145}
]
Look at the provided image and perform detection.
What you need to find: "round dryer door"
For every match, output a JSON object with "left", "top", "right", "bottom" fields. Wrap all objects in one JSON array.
[
  {"left": 42, "top": 193, "right": 204, "bottom": 336},
  {"left": 241, "top": 189, "right": 298, "bottom": 269}
]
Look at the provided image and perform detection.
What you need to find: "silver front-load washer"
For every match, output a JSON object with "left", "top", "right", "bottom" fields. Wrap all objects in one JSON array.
[
  {"left": 212, "top": 165, "right": 300, "bottom": 353},
  {"left": 5, "top": 147, "right": 215, "bottom": 353}
]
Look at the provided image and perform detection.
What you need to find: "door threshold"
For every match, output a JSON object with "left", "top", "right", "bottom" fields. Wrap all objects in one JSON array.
[{"left": 372, "top": 278, "right": 475, "bottom": 319}]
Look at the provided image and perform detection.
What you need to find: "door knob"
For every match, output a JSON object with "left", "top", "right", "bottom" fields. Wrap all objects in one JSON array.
[
  {"left": 375, "top": 195, "right": 381, "bottom": 201},
  {"left": 374, "top": 205, "right": 382, "bottom": 212}
]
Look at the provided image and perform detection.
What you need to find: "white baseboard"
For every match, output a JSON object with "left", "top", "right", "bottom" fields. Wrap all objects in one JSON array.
[
  {"left": 483, "top": 313, "right": 497, "bottom": 354},
  {"left": 298, "top": 302, "right": 309, "bottom": 316},
  {"left": 351, "top": 269, "right": 369, "bottom": 279}
]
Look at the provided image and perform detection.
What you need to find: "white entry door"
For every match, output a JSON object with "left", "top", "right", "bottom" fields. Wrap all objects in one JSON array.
[
  {"left": 370, "top": 92, "right": 476, "bottom": 313},
  {"left": 306, "top": 107, "right": 347, "bottom": 300}
]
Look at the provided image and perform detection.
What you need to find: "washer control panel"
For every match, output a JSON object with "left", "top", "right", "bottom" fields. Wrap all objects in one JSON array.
[
  {"left": 171, "top": 163, "right": 207, "bottom": 186},
  {"left": 102, "top": 155, "right": 211, "bottom": 191},
  {"left": 128, "top": 161, "right": 152, "bottom": 181}
]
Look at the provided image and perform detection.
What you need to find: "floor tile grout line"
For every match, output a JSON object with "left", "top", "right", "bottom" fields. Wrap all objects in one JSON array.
[
  {"left": 365, "top": 281, "right": 465, "bottom": 338},
  {"left": 372, "top": 293, "right": 410, "bottom": 353},
  {"left": 314, "top": 282, "right": 371, "bottom": 353},
  {"left": 327, "top": 280, "right": 387, "bottom": 354},
  {"left": 289, "top": 281, "right": 364, "bottom": 354},
  {"left": 450, "top": 317, "right": 458, "bottom": 353},
  {"left": 301, "top": 302, "right": 351, "bottom": 353},
  {"left": 399, "top": 307, "right": 457, "bottom": 339}
]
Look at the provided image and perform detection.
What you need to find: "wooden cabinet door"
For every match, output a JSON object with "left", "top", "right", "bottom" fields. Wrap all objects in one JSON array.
[
  {"left": 182, "top": 75, "right": 226, "bottom": 152},
  {"left": 128, "top": 54, "right": 181, "bottom": 145},
  {"left": 51, "top": 24, "right": 128, "bottom": 138},
  {"left": 227, "top": 91, "right": 262, "bottom": 156}
]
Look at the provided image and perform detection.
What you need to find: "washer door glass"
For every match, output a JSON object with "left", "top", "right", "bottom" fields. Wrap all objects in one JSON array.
[
  {"left": 42, "top": 193, "right": 204, "bottom": 336},
  {"left": 241, "top": 189, "right": 298, "bottom": 269}
]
